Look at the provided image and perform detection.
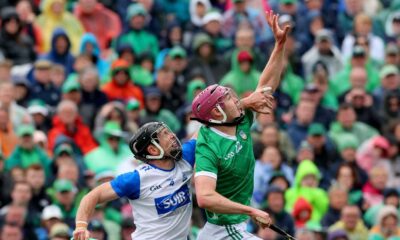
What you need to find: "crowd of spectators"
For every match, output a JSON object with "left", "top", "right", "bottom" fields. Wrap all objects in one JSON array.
[{"left": 0, "top": 0, "right": 400, "bottom": 239}]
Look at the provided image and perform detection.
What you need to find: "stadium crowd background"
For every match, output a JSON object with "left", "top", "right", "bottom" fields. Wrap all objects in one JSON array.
[{"left": 0, "top": 0, "right": 400, "bottom": 239}]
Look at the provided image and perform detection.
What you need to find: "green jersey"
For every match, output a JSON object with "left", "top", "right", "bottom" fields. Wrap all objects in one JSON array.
[{"left": 195, "top": 110, "right": 255, "bottom": 225}]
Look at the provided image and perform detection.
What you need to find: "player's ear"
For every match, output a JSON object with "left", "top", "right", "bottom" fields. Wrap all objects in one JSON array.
[
  {"left": 210, "top": 107, "right": 222, "bottom": 119},
  {"left": 147, "top": 144, "right": 159, "bottom": 156}
]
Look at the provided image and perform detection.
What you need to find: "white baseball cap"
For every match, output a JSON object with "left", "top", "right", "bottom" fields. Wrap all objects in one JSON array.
[{"left": 41, "top": 205, "right": 63, "bottom": 221}]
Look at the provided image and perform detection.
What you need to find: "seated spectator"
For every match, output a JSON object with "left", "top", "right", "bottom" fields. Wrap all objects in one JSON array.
[
  {"left": 114, "top": 3, "right": 158, "bottom": 57},
  {"left": 30, "top": 60, "right": 61, "bottom": 107},
  {"left": 337, "top": 67, "right": 368, "bottom": 104},
  {"left": 25, "top": 164, "right": 51, "bottom": 212},
  {"left": 321, "top": 184, "right": 349, "bottom": 227},
  {"left": 329, "top": 103, "right": 378, "bottom": 147},
  {"left": 50, "top": 179, "right": 78, "bottom": 228},
  {"left": 329, "top": 205, "right": 369, "bottom": 240},
  {"left": 285, "top": 160, "right": 329, "bottom": 223},
  {"left": 287, "top": 99, "right": 317, "bottom": 150},
  {"left": 362, "top": 164, "right": 389, "bottom": 208},
  {"left": 369, "top": 205, "right": 400, "bottom": 239},
  {"left": 5, "top": 125, "right": 51, "bottom": 179},
  {"left": 0, "top": 7, "right": 36, "bottom": 65},
  {"left": 101, "top": 59, "right": 144, "bottom": 105},
  {"left": 220, "top": 50, "right": 260, "bottom": 97},
  {"left": 84, "top": 121, "right": 131, "bottom": 174},
  {"left": 48, "top": 222, "right": 71, "bottom": 240},
  {"left": 380, "top": 91, "right": 400, "bottom": 133},
  {"left": 252, "top": 146, "right": 294, "bottom": 205},
  {"left": 35, "top": 205, "right": 64, "bottom": 240},
  {"left": 125, "top": 99, "right": 141, "bottom": 135},
  {"left": 48, "top": 100, "right": 98, "bottom": 154},
  {"left": 0, "top": 223, "right": 24, "bottom": 240},
  {"left": 310, "top": 61, "right": 339, "bottom": 110},
  {"left": 155, "top": 65, "right": 182, "bottom": 112},
  {"left": 334, "top": 162, "right": 364, "bottom": 207},
  {"left": 292, "top": 197, "right": 313, "bottom": 228},
  {"left": 41, "top": 28, "right": 75, "bottom": 75},
  {"left": 356, "top": 136, "right": 390, "bottom": 172},
  {"left": 27, "top": 99, "right": 52, "bottom": 134},
  {"left": 74, "top": 0, "right": 122, "bottom": 51},
  {"left": 373, "top": 65, "right": 400, "bottom": 109},
  {"left": 0, "top": 105, "right": 18, "bottom": 158},
  {"left": 364, "top": 188, "right": 400, "bottom": 228},
  {"left": 139, "top": 87, "right": 181, "bottom": 133},
  {"left": 35, "top": 0, "right": 84, "bottom": 54},
  {"left": 79, "top": 33, "right": 110, "bottom": 78}
]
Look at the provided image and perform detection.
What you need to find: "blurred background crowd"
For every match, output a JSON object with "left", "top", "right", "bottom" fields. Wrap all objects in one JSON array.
[{"left": 0, "top": 0, "right": 400, "bottom": 239}]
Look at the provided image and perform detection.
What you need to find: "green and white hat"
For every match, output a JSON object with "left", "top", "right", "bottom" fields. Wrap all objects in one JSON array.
[{"left": 28, "top": 99, "right": 48, "bottom": 116}]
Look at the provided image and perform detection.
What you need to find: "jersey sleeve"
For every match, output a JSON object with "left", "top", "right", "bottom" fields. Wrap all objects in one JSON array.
[
  {"left": 182, "top": 139, "right": 196, "bottom": 168},
  {"left": 110, "top": 170, "right": 140, "bottom": 200},
  {"left": 195, "top": 138, "right": 218, "bottom": 179}
]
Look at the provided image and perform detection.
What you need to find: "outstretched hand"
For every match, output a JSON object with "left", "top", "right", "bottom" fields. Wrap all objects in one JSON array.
[
  {"left": 241, "top": 87, "right": 274, "bottom": 114},
  {"left": 265, "top": 10, "right": 291, "bottom": 46}
]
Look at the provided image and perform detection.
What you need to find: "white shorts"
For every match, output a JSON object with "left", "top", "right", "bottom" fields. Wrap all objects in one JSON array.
[{"left": 197, "top": 222, "right": 261, "bottom": 240}]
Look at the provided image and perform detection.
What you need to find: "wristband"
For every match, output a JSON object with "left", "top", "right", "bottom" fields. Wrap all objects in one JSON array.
[{"left": 75, "top": 221, "right": 88, "bottom": 228}]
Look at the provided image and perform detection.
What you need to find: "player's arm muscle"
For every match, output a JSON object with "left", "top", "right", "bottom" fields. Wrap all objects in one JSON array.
[
  {"left": 75, "top": 182, "right": 119, "bottom": 223},
  {"left": 195, "top": 176, "right": 253, "bottom": 215}
]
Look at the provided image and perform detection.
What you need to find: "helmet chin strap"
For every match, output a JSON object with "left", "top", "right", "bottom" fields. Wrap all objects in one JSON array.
[{"left": 145, "top": 140, "right": 165, "bottom": 160}]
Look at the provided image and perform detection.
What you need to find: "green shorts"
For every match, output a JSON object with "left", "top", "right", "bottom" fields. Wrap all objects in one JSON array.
[{"left": 197, "top": 222, "right": 261, "bottom": 240}]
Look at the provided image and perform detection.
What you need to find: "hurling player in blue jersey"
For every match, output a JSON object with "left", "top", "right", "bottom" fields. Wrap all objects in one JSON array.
[{"left": 73, "top": 122, "right": 196, "bottom": 240}]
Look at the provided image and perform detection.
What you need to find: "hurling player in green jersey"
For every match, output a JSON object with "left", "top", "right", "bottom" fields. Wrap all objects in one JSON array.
[{"left": 191, "top": 11, "right": 291, "bottom": 240}]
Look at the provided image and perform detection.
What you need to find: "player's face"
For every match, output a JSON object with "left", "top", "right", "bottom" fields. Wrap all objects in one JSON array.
[
  {"left": 222, "top": 89, "right": 243, "bottom": 120},
  {"left": 157, "top": 127, "right": 182, "bottom": 160}
]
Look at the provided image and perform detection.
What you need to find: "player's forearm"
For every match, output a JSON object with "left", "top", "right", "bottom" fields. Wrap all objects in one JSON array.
[
  {"left": 75, "top": 191, "right": 100, "bottom": 225},
  {"left": 197, "top": 191, "right": 253, "bottom": 215},
  {"left": 257, "top": 43, "right": 286, "bottom": 92}
]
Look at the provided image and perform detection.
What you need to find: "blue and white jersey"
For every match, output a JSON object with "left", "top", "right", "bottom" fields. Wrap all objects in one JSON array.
[{"left": 110, "top": 139, "right": 196, "bottom": 240}]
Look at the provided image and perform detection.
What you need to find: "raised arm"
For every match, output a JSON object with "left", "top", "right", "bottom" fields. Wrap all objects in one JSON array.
[
  {"left": 257, "top": 11, "right": 291, "bottom": 92},
  {"left": 73, "top": 182, "right": 119, "bottom": 240}
]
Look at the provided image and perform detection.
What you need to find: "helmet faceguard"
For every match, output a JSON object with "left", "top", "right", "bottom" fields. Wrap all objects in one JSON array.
[
  {"left": 191, "top": 84, "right": 244, "bottom": 126},
  {"left": 129, "top": 122, "right": 182, "bottom": 162}
]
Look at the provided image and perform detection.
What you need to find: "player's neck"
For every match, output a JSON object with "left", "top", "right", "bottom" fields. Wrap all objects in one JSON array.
[
  {"left": 212, "top": 125, "right": 237, "bottom": 136},
  {"left": 149, "top": 159, "right": 175, "bottom": 171}
]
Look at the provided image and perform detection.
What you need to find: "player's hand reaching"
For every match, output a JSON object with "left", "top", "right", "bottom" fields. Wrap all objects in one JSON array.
[
  {"left": 240, "top": 87, "right": 274, "bottom": 114},
  {"left": 249, "top": 208, "right": 272, "bottom": 229},
  {"left": 72, "top": 227, "right": 91, "bottom": 240},
  {"left": 266, "top": 10, "right": 291, "bottom": 47}
]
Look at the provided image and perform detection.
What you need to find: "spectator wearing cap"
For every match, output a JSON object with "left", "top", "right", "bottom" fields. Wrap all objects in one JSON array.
[
  {"left": 224, "top": 27, "right": 265, "bottom": 71},
  {"left": 301, "top": 29, "right": 343, "bottom": 80},
  {"left": 61, "top": 76, "right": 81, "bottom": 106},
  {"left": 155, "top": 65, "right": 183, "bottom": 112},
  {"left": 41, "top": 28, "right": 75, "bottom": 75},
  {"left": 373, "top": 64, "right": 400, "bottom": 109},
  {"left": 125, "top": 98, "right": 141, "bottom": 135},
  {"left": 51, "top": 179, "right": 78, "bottom": 227},
  {"left": 329, "top": 103, "right": 378, "bottom": 147},
  {"left": 35, "top": 0, "right": 84, "bottom": 55},
  {"left": 330, "top": 45, "right": 380, "bottom": 97},
  {"left": 78, "top": 33, "right": 110, "bottom": 79},
  {"left": 222, "top": 0, "right": 272, "bottom": 49},
  {"left": 116, "top": 44, "right": 153, "bottom": 87},
  {"left": 262, "top": 186, "right": 295, "bottom": 237},
  {"left": 30, "top": 59, "right": 61, "bottom": 107},
  {"left": 306, "top": 123, "right": 337, "bottom": 188},
  {"left": 187, "top": 33, "right": 228, "bottom": 86},
  {"left": 115, "top": 3, "right": 158, "bottom": 57},
  {"left": 167, "top": 46, "right": 190, "bottom": 92},
  {"left": 28, "top": 99, "right": 51, "bottom": 134},
  {"left": 84, "top": 121, "right": 131, "bottom": 173},
  {"left": 252, "top": 146, "right": 293, "bottom": 206},
  {"left": 364, "top": 188, "right": 400, "bottom": 228},
  {"left": 342, "top": 13, "right": 385, "bottom": 63},
  {"left": 220, "top": 50, "right": 260, "bottom": 97},
  {"left": 287, "top": 99, "right": 317, "bottom": 150},
  {"left": 74, "top": 0, "right": 122, "bottom": 52},
  {"left": 329, "top": 205, "right": 368, "bottom": 240},
  {"left": 0, "top": 7, "right": 36, "bottom": 65},
  {"left": 6, "top": 124, "right": 51, "bottom": 178},
  {"left": 356, "top": 136, "right": 391, "bottom": 172},
  {"left": 102, "top": 59, "right": 144, "bottom": 105},
  {"left": 13, "top": 75, "right": 31, "bottom": 108},
  {"left": 139, "top": 87, "right": 181, "bottom": 133},
  {"left": 321, "top": 184, "right": 349, "bottom": 227},
  {"left": 201, "top": 9, "right": 232, "bottom": 55},
  {"left": 35, "top": 205, "right": 64, "bottom": 240},
  {"left": 369, "top": 205, "right": 400, "bottom": 239},
  {"left": 48, "top": 222, "right": 71, "bottom": 240},
  {"left": 77, "top": 68, "right": 107, "bottom": 129},
  {"left": 384, "top": 44, "right": 400, "bottom": 67},
  {"left": 285, "top": 160, "right": 328, "bottom": 223},
  {"left": 0, "top": 105, "right": 18, "bottom": 158},
  {"left": 48, "top": 100, "right": 98, "bottom": 154}
]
